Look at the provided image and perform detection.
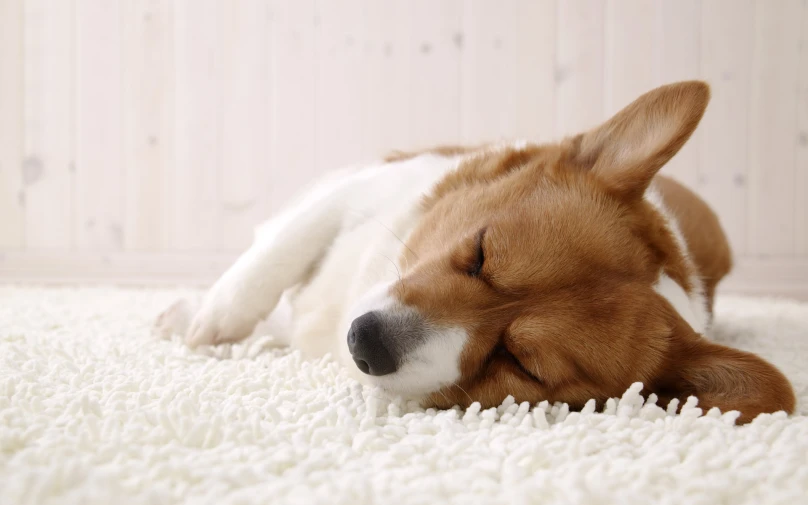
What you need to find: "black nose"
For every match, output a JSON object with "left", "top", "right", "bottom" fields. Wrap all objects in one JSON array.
[{"left": 347, "top": 312, "right": 397, "bottom": 376}]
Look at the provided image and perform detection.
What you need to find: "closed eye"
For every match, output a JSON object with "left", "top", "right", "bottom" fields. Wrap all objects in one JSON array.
[
  {"left": 491, "top": 344, "right": 543, "bottom": 385},
  {"left": 467, "top": 228, "right": 487, "bottom": 277}
]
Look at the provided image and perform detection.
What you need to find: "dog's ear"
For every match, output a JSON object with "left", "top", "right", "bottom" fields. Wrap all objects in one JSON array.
[
  {"left": 655, "top": 322, "right": 795, "bottom": 424},
  {"left": 568, "top": 81, "right": 710, "bottom": 200}
]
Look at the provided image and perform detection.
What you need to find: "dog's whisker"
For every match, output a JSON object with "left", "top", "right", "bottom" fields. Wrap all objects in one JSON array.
[
  {"left": 438, "top": 389, "right": 452, "bottom": 406},
  {"left": 452, "top": 382, "right": 473, "bottom": 404},
  {"left": 380, "top": 253, "right": 409, "bottom": 298},
  {"left": 380, "top": 254, "right": 402, "bottom": 283},
  {"left": 347, "top": 207, "right": 420, "bottom": 261}
]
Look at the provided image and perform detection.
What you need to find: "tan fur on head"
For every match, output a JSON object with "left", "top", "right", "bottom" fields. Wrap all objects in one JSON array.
[{"left": 391, "top": 80, "right": 794, "bottom": 423}]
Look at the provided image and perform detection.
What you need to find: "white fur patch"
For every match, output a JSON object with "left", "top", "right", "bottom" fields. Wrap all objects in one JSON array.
[
  {"left": 511, "top": 139, "right": 529, "bottom": 150},
  {"left": 653, "top": 273, "right": 706, "bottom": 333},
  {"left": 345, "top": 282, "right": 396, "bottom": 323},
  {"left": 644, "top": 187, "right": 709, "bottom": 333},
  {"left": 372, "top": 327, "right": 468, "bottom": 398}
]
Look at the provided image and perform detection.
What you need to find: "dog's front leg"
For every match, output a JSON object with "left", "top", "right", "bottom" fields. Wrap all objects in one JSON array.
[{"left": 185, "top": 178, "right": 351, "bottom": 347}]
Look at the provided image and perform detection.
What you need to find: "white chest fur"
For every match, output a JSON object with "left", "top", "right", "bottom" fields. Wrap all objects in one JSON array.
[{"left": 645, "top": 187, "right": 709, "bottom": 334}]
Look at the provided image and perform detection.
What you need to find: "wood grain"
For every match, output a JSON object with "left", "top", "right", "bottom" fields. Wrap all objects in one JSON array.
[
  {"left": 173, "top": 0, "right": 221, "bottom": 250},
  {"left": 219, "top": 0, "right": 272, "bottom": 250},
  {"left": 122, "top": 0, "right": 175, "bottom": 250},
  {"left": 75, "top": 0, "right": 124, "bottom": 251},
  {"left": 698, "top": 0, "right": 754, "bottom": 257},
  {"left": 654, "top": 0, "right": 701, "bottom": 189},
  {"left": 604, "top": 0, "right": 656, "bottom": 115},
  {"left": 796, "top": 0, "right": 808, "bottom": 256},
  {"left": 0, "top": 0, "right": 25, "bottom": 248},
  {"left": 461, "top": 0, "right": 556, "bottom": 144},
  {"left": 407, "top": 0, "right": 462, "bottom": 149},
  {"left": 0, "top": 0, "right": 806, "bottom": 298},
  {"left": 746, "top": 0, "right": 802, "bottom": 256},
  {"left": 555, "top": 0, "right": 605, "bottom": 139}
]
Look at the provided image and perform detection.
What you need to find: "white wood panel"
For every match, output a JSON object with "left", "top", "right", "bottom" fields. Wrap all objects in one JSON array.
[
  {"left": 172, "top": 0, "right": 221, "bottom": 250},
  {"left": 508, "top": 0, "right": 556, "bottom": 143},
  {"left": 555, "top": 0, "right": 605, "bottom": 138},
  {"left": 0, "top": 250, "right": 236, "bottom": 286},
  {"left": 408, "top": 0, "right": 462, "bottom": 148},
  {"left": 362, "top": 0, "right": 412, "bottom": 157},
  {"left": 746, "top": 0, "right": 802, "bottom": 256},
  {"left": 22, "top": 0, "right": 74, "bottom": 250},
  {"left": 266, "top": 0, "right": 318, "bottom": 215},
  {"left": 604, "top": 0, "right": 656, "bottom": 115},
  {"left": 461, "top": 0, "right": 556, "bottom": 144},
  {"left": 122, "top": 0, "right": 175, "bottom": 250},
  {"left": 75, "top": 0, "right": 124, "bottom": 251},
  {"left": 460, "top": 0, "right": 499, "bottom": 144},
  {"left": 315, "top": 0, "right": 368, "bottom": 172},
  {"left": 654, "top": 0, "right": 701, "bottom": 189},
  {"left": 698, "top": 0, "right": 754, "bottom": 257},
  {"left": 268, "top": 0, "right": 318, "bottom": 213},
  {"left": 0, "top": 0, "right": 25, "bottom": 248},
  {"left": 219, "top": 0, "right": 272, "bottom": 250},
  {"left": 719, "top": 257, "right": 808, "bottom": 301},
  {"left": 797, "top": 1, "right": 808, "bottom": 255},
  {"left": 1, "top": 1, "right": 807, "bottom": 298}
]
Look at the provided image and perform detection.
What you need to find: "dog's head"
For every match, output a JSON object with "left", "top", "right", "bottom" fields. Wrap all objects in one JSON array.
[{"left": 347, "top": 81, "right": 794, "bottom": 423}]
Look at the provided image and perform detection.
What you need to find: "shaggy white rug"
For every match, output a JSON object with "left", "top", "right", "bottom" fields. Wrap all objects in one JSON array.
[{"left": 1, "top": 286, "right": 806, "bottom": 505}]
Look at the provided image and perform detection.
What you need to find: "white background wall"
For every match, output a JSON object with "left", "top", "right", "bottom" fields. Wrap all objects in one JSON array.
[{"left": 0, "top": 0, "right": 806, "bottom": 298}]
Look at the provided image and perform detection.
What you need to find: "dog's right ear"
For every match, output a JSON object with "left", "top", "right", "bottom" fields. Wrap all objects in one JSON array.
[
  {"left": 567, "top": 81, "right": 710, "bottom": 200},
  {"left": 653, "top": 316, "right": 795, "bottom": 424}
]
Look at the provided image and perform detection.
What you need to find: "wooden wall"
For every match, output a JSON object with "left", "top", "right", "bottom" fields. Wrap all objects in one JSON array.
[{"left": 0, "top": 0, "right": 806, "bottom": 298}]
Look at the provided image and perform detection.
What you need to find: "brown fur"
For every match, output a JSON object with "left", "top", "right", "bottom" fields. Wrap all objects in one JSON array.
[
  {"left": 654, "top": 175, "right": 733, "bottom": 308},
  {"left": 391, "top": 81, "right": 794, "bottom": 423}
]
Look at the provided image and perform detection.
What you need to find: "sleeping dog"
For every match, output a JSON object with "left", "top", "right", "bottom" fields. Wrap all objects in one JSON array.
[{"left": 157, "top": 81, "right": 794, "bottom": 424}]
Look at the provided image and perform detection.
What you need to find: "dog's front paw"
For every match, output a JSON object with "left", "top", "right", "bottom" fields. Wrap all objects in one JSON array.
[
  {"left": 154, "top": 298, "right": 196, "bottom": 339},
  {"left": 185, "top": 282, "right": 263, "bottom": 347},
  {"left": 186, "top": 310, "right": 258, "bottom": 347}
]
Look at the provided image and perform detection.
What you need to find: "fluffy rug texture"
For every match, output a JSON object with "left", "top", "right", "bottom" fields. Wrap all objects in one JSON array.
[{"left": 1, "top": 286, "right": 807, "bottom": 505}]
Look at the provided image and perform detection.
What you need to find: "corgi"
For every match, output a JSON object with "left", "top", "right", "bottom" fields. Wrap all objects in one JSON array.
[{"left": 157, "top": 81, "right": 794, "bottom": 424}]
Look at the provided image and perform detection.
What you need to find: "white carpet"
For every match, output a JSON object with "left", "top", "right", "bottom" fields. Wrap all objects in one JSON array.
[{"left": 1, "top": 286, "right": 807, "bottom": 505}]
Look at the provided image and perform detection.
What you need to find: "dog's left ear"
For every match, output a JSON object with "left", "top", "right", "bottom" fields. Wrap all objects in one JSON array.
[
  {"left": 657, "top": 331, "right": 795, "bottom": 424},
  {"left": 569, "top": 80, "right": 710, "bottom": 199}
]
